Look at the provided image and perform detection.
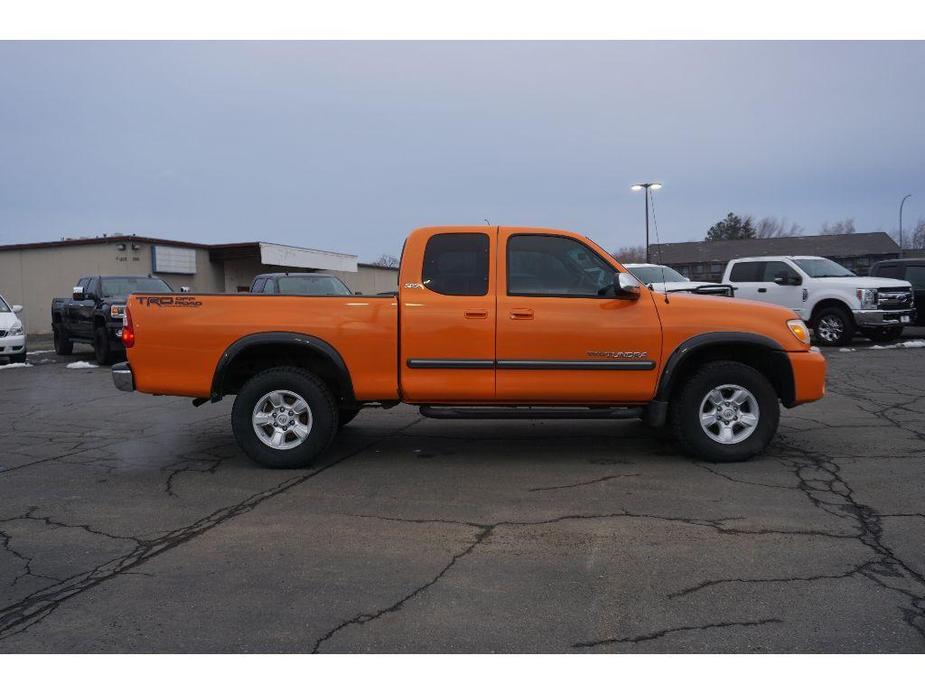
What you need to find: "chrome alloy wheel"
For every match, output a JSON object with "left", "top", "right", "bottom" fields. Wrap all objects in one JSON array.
[
  {"left": 816, "top": 315, "right": 844, "bottom": 344},
  {"left": 252, "top": 389, "right": 313, "bottom": 450},
  {"left": 699, "top": 384, "right": 760, "bottom": 445}
]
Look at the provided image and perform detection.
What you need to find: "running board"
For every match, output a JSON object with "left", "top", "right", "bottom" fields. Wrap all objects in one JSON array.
[{"left": 419, "top": 405, "right": 645, "bottom": 420}]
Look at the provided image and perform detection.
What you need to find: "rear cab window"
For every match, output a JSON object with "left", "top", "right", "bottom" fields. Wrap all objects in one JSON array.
[
  {"left": 729, "top": 262, "right": 765, "bottom": 282},
  {"left": 422, "top": 233, "right": 490, "bottom": 296}
]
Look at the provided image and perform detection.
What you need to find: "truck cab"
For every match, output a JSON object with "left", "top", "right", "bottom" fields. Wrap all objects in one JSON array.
[{"left": 113, "top": 226, "right": 827, "bottom": 467}]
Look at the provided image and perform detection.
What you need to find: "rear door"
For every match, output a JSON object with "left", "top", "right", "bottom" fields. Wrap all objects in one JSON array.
[
  {"left": 399, "top": 230, "right": 496, "bottom": 402},
  {"left": 495, "top": 230, "right": 661, "bottom": 403}
]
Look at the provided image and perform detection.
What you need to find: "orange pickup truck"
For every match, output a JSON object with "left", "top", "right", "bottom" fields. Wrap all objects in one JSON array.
[{"left": 112, "top": 226, "right": 826, "bottom": 467}]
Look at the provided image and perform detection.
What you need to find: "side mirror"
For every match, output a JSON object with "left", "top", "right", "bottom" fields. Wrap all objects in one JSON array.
[
  {"left": 72, "top": 287, "right": 84, "bottom": 300},
  {"left": 12, "top": 304, "right": 22, "bottom": 313},
  {"left": 179, "top": 286, "right": 191, "bottom": 293},
  {"left": 790, "top": 275, "right": 802, "bottom": 286},
  {"left": 355, "top": 291, "right": 363, "bottom": 295},
  {"left": 614, "top": 272, "right": 641, "bottom": 300}
]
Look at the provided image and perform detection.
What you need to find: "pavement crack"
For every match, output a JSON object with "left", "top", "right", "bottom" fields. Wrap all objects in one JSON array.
[
  {"left": 310, "top": 524, "right": 493, "bottom": 653},
  {"left": 528, "top": 473, "right": 639, "bottom": 492},
  {"left": 573, "top": 618, "right": 782, "bottom": 648},
  {"left": 0, "top": 418, "right": 423, "bottom": 642}
]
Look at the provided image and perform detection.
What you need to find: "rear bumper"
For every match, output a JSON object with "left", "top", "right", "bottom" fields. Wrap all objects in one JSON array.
[
  {"left": 787, "top": 348, "right": 827, "bottom": 406},
  {"left": 112, "top": 361, "right": 135, "bottom": 392},
  {"left": 853, "top": 309, "right": 914, "bottom": 327}
]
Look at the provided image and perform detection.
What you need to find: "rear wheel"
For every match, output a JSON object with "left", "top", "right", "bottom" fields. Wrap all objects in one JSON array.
[
  {"left": 671, "top": 360, "right": 779, "bottom": 463},
  {"left": 94, "top": 326, "right": 115, "bottom": 365},
  {"left": 811, "top": 306, "right": 854, "bottom": 347},
  {"left": 231, "top": 367, "right": 338, "bottom": 469},
  {"left": 862, "top": 326, "right": 903, "bottom": 343},
  {"left": 53, "top": 325, "right": 73, "bottom": 355}
]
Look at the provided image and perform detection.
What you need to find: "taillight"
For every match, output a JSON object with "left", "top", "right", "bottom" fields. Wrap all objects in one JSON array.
[{"left": 122, "top": 306, "right": 135, "bottom": 348}]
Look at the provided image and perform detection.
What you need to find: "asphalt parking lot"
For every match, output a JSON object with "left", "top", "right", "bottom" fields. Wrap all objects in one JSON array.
[{"left": 1, "top": 331, "right": 924, "bottom": 653}]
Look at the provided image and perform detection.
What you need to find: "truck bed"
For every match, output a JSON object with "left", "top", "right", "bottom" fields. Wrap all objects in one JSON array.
[{"left": 126, "top": 293, "right": 399, "bottom": 400}]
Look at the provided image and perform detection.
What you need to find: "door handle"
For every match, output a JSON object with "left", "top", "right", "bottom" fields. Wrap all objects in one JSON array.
[
  {"left": 464, "top": 310, "right": 489, "bottom": 319},
  {"left": 509, "top": 308, "right": 534, "bottom": 320},
  {"left": 757, "top": 288, "right": 767, "bottom": 293}
]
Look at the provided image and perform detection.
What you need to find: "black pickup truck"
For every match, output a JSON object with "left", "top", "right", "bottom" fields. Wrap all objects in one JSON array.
[{"left": 51, "top": 275, "right": 173, "bottom": 364}]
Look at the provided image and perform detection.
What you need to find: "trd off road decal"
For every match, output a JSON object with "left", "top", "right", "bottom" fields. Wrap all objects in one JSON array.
[{"left": 134, "top": 296, "right": 203, "bottom": 308}]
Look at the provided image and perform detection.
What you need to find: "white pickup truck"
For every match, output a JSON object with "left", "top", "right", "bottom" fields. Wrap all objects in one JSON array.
[{"left": 721, "top": 256, "right": 915, "bottom": 346}]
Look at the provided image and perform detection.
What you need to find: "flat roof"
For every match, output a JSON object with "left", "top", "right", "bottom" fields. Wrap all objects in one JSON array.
[{"left": 0, "top": 233, "right": 386, "bottom": 274}]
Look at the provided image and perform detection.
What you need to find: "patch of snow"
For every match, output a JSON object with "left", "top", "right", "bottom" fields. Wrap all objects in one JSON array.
[
  {"left": 29, "top": 349, "right": 53, "bottom": 354},
  {"left": 868, "top": 340, "right": 925, "bottom": 351},
  {"left": 0, "top": 362, "right": 33, "bottom": 370},
  {"left": 838, "top": 348, "right": 856, "bottom": 352},
  {"left": 66, "top": 361, "right": 99, "bottom": 369}
]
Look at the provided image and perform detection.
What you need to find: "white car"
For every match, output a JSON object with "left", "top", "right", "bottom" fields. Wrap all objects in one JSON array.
[
  {"left": 721, "top": 255, "right": 915, "bottom": 347},
  {"left": 0, "top": 294, "right": 27, "bottom": 363},
  {"left": 624, "top": 263, "right": 733, "bottom": 296}
]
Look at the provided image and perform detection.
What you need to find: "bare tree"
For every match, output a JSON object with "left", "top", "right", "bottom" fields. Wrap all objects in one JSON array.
[
  {"left": 370, "top": 254, "right": 400, "bottom": 269},
  {"left": 895, "top": 218, "right": 925, "bottom": 249},
  {"left": 819, "top": 218, "right": 857, "bottom": 235},
  {"left": 755, "top": 216, "right": 804, "bottom": 238},
  {"left": 612, "top": 245, "right": 647, "bottom": 264}
]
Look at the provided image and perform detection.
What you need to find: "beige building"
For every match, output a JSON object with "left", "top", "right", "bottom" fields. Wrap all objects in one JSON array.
[{"left": 0, "top": 235, "right": 398, "bottom": 334}]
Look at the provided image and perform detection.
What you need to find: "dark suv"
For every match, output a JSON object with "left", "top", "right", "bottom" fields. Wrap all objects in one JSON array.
[
  {"left": 869, "top": 259, "right": 924, "bottom": 326},
  {"left": 249, "top": 273, "right": 354, "bottom": 296}
]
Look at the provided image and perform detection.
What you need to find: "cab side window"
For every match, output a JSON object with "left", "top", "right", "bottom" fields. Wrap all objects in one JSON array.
[
  {"left": 906, "top": 266, "right": 925, "bottom": 290},
  {"left": 251, "top": 278, "right": 267, "bottom": 293},
  {"left": 762, "top": 261, "right": 799, "bottom": 283},
  {"left": 422, "top": 233, "right": 489, "bottom": 296},
  {"left": 729, "top": 262, "right": 765, "bottom": 282},
  {"left": 507, "top": 235, "right": 615, "bottom": 297}
]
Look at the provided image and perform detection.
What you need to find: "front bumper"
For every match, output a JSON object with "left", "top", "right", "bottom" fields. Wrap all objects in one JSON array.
[
  {"left": 0, "top": 333, "right": 26, "bottom": 356},
  {"left": 852, "top": 309, "right": 914, "bottom": 327},
  {"left": 787, "top": 348, "right": 827, "bottom": 406},
  {"left": 112, "top": 361, "right": 135, "bottom": 392}
]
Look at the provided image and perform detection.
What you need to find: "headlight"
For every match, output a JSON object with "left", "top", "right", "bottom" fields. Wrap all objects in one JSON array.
[
  {"left": 110, "top": 305, "right": 126, "bottom": 319},
  {"left": 8, "top": 322, "right": 24, "bottom": 336},
  {"left": 787, "top": 319, "right": 810, "bottom": 345},
  {"left": 856, "top": 288, "right": 877, "bottom": 310}
]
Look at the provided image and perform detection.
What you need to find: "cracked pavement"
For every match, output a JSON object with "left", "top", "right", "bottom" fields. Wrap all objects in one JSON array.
[{"left": 1, "top": 333, "right": 924, "bottom": 652}]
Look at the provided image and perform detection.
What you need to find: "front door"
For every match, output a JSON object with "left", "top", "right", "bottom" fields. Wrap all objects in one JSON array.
[
  {"left": 399, "top": 229, "right": 496, "bottom": 402},
  {"left": 495, "top": 230, "right": 662, "bottom": 403}
]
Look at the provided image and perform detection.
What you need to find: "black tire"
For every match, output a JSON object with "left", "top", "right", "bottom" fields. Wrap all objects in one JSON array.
[
  {"left": 9, "top": 352, "right": 27, "bottom": 364},
  {"left": 231, "top": 367, "right": 339, "bottom": 469},
  {"left": 53, "top": 325, "right": 73, "bottom": 355},
  {"left": 861, "top": 326, "right": 903, "bottom": 344},
  {"left": 671, "top": 360, "right": 780, "bottom": 463},
  {"left": 94, "top": 326, "right": 115, "bottom": 365},
  {"left": 811, "top": 306, "right": 855, "bottom": 347},
  {"left": 338, "top": 407, "right": 360, "bottom": 429}
]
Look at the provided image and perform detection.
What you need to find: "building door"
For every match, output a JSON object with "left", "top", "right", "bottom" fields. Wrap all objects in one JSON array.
[
  {"left": 495, "top": 230, "right": 662, "bottom": 403},
  {"left": 399, "top": 230, "right": 496, "bottom": 402}
]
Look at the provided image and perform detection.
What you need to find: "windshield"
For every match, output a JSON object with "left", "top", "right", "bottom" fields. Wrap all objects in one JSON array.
[
  {"left": 101, "top": 277, "right": 173, "bottom": 297},
  {"left": 792, "top": 258, "right": 855, "bottom": 278},
  {"left": 628, "top": 265, "right": 688, "bottom": 284},
  {"left": 277, "top": 275, "right": 352, "bottom": 296},
  {"left": 0, "top": 296, "right": 10, "bottom": 312}
]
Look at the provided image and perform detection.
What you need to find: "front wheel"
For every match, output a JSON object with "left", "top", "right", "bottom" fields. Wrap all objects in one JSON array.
[
  {"left": 811, "top": 307, "right": 854, "bottom": 347},
  {"left": 671, "top": 360, "right": 780, "bottom": 463},
  {"left": 231, "top": 367, "right": 338, "bottom": 469}
]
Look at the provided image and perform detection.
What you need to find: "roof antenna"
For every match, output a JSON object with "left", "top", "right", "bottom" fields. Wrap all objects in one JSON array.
[
  {"left": 483, "top": 218, "right": 491, "bottom": 226},
  {"left": 649, "top": 188, "right": 669, "bottom": 304}
]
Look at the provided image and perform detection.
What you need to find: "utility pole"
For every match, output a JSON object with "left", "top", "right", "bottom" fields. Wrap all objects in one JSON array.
[{"left": 899, "top": 194, "right": 911, "bottom": 257}]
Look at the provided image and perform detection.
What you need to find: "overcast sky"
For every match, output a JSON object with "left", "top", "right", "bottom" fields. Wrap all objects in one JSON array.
[{"left": 1, "top": 41, "right": 923, "bottom": 260}]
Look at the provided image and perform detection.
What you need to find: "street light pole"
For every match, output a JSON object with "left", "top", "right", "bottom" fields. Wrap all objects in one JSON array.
[
  {"left": 631, "top": 182, "right": 662, "bottom": 264},
  {"left": 899, "top": 194, "right": 911, "bottom": 257}
]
